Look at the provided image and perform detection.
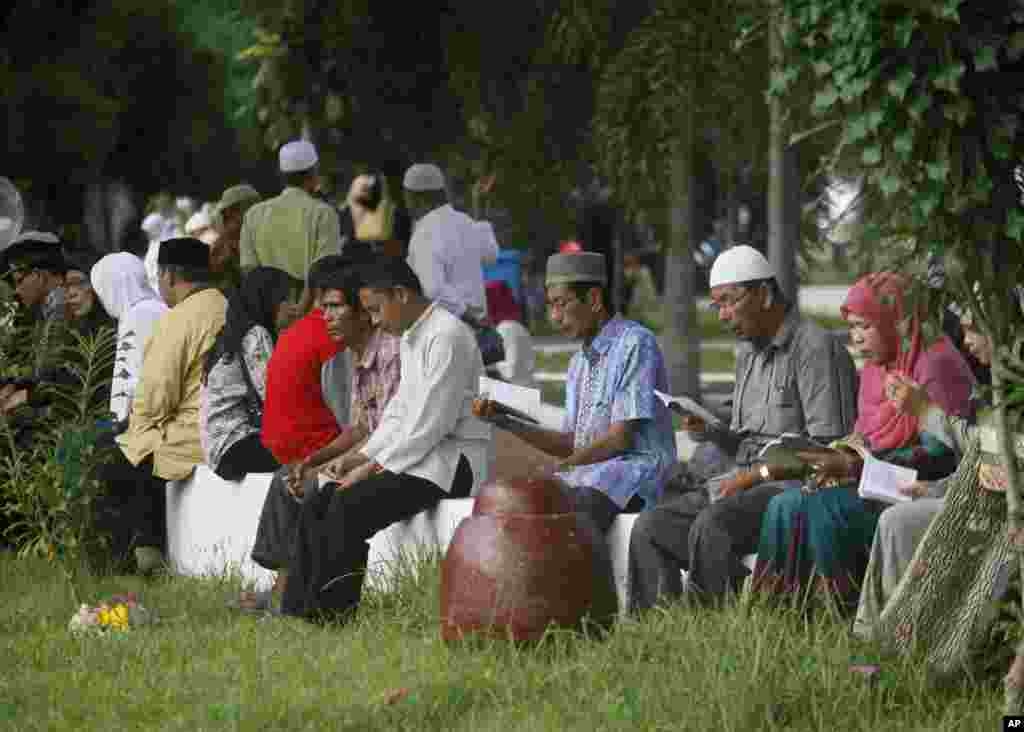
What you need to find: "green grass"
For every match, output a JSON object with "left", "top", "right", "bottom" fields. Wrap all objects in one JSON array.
[{"left": 0, "top": 554, "right": 1005, "bottom": 731}]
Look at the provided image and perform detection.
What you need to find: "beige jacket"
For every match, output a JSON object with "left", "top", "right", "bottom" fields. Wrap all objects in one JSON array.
[{"left": 117, "top": 288, "right": 228, "bottom": 480}]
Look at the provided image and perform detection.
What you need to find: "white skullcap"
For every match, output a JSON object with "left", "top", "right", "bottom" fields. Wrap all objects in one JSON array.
[
  {"left": 12, "top": 230, "right": 60, "bottom": 246},
  {"left": 708, "top": 245, "right": 775, "bottom": 288},
  {"left": 141, "top": 213, "right": 164, "bottom": 239},
  {"left": 402, "top": 163, "right": 446, "bottom": 192},
  {"left": 279, "top": 140, "right": 319, "bottom": 173}
]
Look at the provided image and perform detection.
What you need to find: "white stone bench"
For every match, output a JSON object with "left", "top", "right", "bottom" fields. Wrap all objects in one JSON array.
[
  {"left": 165, "top": 467, "right": 641, "bottom": 611},
  {"left": 165, "top": 423, "right": 755, "bottom": 613}
]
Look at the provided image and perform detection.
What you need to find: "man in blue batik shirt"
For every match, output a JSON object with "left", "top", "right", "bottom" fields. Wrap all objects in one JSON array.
[{"left": 477, "top": 251, "right": 676, "bottom": 534}]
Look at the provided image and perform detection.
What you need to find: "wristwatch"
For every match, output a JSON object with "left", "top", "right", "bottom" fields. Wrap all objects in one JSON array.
[{"left": 759, "top": 464, "right": 772, "bottom": 482}]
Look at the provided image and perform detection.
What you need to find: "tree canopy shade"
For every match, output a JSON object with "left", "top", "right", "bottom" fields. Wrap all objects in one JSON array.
[
  {"left": 1, "top": 0, "right": 263, "bottom": 226},
  {"left": 238, "top": 0, "right": 660, "bottom": 247}
]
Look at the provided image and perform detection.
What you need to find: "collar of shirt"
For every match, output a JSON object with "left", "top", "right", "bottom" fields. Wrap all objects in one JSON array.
[
  {"left": 413, "top": 204, "right": 454, "bottom": 231},
  {"left": 357, "top": 327, "right": 398, "bottom": 371},
  {"left": 281, "top": 186, "right": 314, "bottom": 201},
  {"left": 403, "top": 302, "right": 438, "bottom": 346},
  {"left": 581, "top": 316, "right": 623, "bottom": 365}
]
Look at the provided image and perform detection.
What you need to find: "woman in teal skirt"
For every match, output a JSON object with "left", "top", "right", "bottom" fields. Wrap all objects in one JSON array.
[{"left": 752, "top": 272, "right": 974, "bottom": 608}]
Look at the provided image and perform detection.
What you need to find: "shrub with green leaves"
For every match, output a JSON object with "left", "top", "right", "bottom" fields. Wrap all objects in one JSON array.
[{"left": 0, "top": 314, "right": 118, "bottom": 565}]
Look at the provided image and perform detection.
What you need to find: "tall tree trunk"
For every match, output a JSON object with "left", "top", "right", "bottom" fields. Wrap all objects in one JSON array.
[
  {"left": 662, "top": 101, "right": 700, "bottom": 397},
  {"left": 612, "top": 212, "right": 625, "bottom": 315},
  {"left": 767, "top": 4, "right": 799, "bottom": 304}
]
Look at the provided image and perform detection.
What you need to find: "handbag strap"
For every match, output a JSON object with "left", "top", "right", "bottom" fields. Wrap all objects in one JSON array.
[{"left": 237, "top": 352, "right": 262, "bottom": 411}]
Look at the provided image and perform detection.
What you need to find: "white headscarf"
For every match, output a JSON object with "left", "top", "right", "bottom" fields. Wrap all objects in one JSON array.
[
  {"left": 90, "top": 252, "right": 169, "bottom": 420},
  {"left": 91, "top": 252, "right": 161, "bottom": 320}
]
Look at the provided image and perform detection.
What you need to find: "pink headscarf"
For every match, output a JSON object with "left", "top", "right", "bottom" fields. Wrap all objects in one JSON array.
[{"left": 842, "top": 272, "right": 925, "bottom": 451}]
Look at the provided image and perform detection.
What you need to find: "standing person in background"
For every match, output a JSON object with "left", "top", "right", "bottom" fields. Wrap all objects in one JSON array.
[
  {"left": 485, "top": 280, "right": 535, "bottom": 388},
  {"left": 240, "top": 140, "right": 342, "bottom": 318},
  {"left": 210, "top": 184, "right": 261, "bottom": 292},
  {"left": 623, "top": 253, "right": 662, "bottom": 332},
  {"left": 185, "top": 206, "right": 219, "bottom": 247},
  {"left": 91, "top": 253, "right": 169, "bottom": 426},
  {"left": 402, "top": 163, "right": 498, "bottom": 325}
]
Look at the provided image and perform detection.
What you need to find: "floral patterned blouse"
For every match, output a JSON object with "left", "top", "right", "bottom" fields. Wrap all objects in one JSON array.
[{"left": 199, "top": 325, "right": 274, "bottom": 472}]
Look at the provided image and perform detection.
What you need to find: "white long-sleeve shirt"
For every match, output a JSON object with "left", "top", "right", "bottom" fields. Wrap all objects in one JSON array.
[
  {"left": 360, "top": 303, "right": 492, "bottom": 492},
  {"left": 406, "top": 205, "right": 499, "bottom": 321}
]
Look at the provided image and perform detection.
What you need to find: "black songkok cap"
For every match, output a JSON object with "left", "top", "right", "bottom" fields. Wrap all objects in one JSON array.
[
  {"left": 2, "top": 231, "right": 66, "bottom": 275},
  {"left": 158, "top": 237, "right": 210, "bottom": 269},
  {"left": 360, "top": 256, "right": 422, "bottom": 294}
]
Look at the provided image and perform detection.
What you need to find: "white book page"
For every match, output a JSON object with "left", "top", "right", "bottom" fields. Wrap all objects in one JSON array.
[
  {"left": 479, "top": 376, "right": 542, "bottom": 420},
  {"left": 857, "top": 452, "right": 916, "bottom": 505},
  {"left": 654, "top": 390, "right": 724, "bottom": 428}
]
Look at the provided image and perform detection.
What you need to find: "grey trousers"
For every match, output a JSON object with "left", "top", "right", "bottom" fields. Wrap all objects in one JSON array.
[
  {"left": 853, "top": 497, "right": 944, "bottom": 638},
  {"left": 629, "top": 479, "right": 795, "bottom": 611},
  {"left": 251, "top": 467, "right": 320, "bottom": 571}
]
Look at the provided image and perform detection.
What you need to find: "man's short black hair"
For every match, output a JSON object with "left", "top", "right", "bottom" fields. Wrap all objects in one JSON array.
[
  {"left": 309, "top": 252, "right": 374, "bottom": 291},
  {"left": 159, "top": 263, "right": 213, "bottom": 285},
  {"left": 318, "top": 264, "right": 366, "bottom": 313},
  {"left": 741, "top": 277, "right": 788, "bottom": 308},
  {"left": 567, "top": 281, "right": 613, "bottom": 312},
  {"left": 360, "top": 256, "right": 423, "bottom": 295},
  {"left": 282, "top": 169, "right": 316, "bottom": 189}
]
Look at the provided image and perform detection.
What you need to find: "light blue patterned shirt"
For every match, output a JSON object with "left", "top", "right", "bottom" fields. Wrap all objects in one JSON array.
[{"left": 558, "top": 317, "right": 676, "bottom": 509}]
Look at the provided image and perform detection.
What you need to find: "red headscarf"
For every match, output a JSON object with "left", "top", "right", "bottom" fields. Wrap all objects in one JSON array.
[{"left": 842, "top": 272, "right": 925, "bottom": 451}]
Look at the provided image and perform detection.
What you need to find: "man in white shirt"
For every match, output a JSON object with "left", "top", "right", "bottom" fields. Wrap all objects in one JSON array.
[
  {"left": 281, "top": 257, "right": 491, "bottom": 622},
  {"left": 402, "top": 163, "right": 498, "bottom": 325}
]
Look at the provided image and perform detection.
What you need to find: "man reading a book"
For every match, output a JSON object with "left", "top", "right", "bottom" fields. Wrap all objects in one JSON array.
[
  {"left": 476, "top": 251, "right": 676, "bottom": 536},
  {"left": 629, "top": 245, "right": 859, "bottom": 610}
]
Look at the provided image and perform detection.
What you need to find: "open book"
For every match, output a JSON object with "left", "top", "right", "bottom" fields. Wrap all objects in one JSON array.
[
  {"left": 654, "top": 390, "right": 724, "bottom": 429},
  {"left": 856, "top": 452, "right": 916, "bottom": 505},
  {"left": 756, "top": 433, "right": 834, "bottom": 471},
  {"left": 478, "top": 376, "right": 541, "bottom": 426}
]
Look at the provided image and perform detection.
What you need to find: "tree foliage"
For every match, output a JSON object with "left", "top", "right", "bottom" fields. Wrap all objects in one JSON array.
[
  {"left": 774, "top": 0, "right": 1024, "bottom": 339},
  {"left": 237, "top": 1, "right": 656, "bottom": 247},
  {"left": 1, "top": 1, "right": 261, "bottom": 224},
  {"left": 591, "top": 0, "right": 770, "bottom": 224}
]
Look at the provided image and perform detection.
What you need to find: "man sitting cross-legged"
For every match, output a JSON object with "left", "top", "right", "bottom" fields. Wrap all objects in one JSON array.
[
  {"left": 476, "top": 252, "right": 677, "bottom": 536},
  {"left": 281, "top": 257, "right": 491, "bottom": 622}
]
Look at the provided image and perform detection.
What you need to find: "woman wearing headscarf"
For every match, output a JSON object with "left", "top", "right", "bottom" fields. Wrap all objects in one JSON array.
[
  {"left": 91, "top": 252, "right": 169, "bottom": 426},
  {"left": 752, "top": 272, "right": 976, "bottom": 608},
  {"left": 853, "top": 309, "right": 1013, "bottom": 677},
  {"left": 63, "top": 250, "right": 114, "bottom": 338},
  {"left": 200, "top": 267, "right": 299, "bottom": 481}
]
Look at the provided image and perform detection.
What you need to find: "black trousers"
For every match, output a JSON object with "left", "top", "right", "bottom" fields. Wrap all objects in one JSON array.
[
  {"left": 215, "top": 433, "right": 280, "bottom": 482},
  {"left": 92, "top": 448, "right": 166, "bottom": 561},
  {"left": 282, "top": 456, "right": 473, "bottom": 622}
]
